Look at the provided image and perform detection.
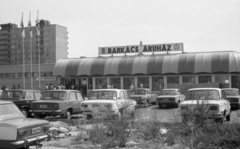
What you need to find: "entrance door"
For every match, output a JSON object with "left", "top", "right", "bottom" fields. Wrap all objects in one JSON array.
[
  {"left": 82, "top": 78, "right": 87, "bottom": 96},
  {"left": 231, "top": 75, "right": 240, "bottom": 89}
]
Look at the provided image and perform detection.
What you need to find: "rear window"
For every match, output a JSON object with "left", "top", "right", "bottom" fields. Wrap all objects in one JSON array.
[
  {"left": 42, "top": 91, "right": 66, "bottom": 100},
  {"left": 186, "top": 90, "right": 220, "bottom": 100},
  {"left": 224, "top": 90, "right": 239, "bottom": 96},
  {"left": 1, "top": 91, "right": 23, "bottom": 99}
]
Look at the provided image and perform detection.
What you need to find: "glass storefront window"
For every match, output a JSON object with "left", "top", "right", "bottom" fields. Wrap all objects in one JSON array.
[
  {"left": 152, "top": 77, "right": 164, "bottom": 91},
  {"left": 137, "top": 77, "right": 149, "bottom": 88},
  {"left": 167, "top": 76, "right": 179, "bottom": 83},
  {"left": 199, "top": 75, "right": 212, "bottom": 83},
  {"left": 123, "top": 77, "right": 134, "bottom": 89},
  {"left": 88, "top": 78, "right": 93, "bottom": 89},
  {"left": 110, "top": 78, "right": 121, "bottom": 89},
  {"left": 95, "top": 78, "right": 107, "bottom": 89},
  {"left": 215, "top": 75, "right": 229, "bottom": 83},
  {"left": 182, "top": 76, "right": 195, "bottom": 83}
]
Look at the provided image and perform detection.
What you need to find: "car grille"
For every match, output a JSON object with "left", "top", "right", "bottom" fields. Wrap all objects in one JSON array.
[{"left": 227, "top": 98, "right": 239, "bottom": 102}]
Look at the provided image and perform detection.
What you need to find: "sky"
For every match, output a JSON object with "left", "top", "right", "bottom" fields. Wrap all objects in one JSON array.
[{"left": 0, "top": 0, "right": 240, "bottom": 58}]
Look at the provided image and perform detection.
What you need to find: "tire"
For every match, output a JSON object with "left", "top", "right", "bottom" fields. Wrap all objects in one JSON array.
[
  {"left": 21, "top": 108, "right": 29, "bottom": 117},
  {"left": 226, "top": 114, "right": 231, "bottom": 121},
  {"left": 65, "top": 110, "right": 72, "bottom": 119},
  {"left": 158, "top": 103, "right": 162, "bottom": 109}
]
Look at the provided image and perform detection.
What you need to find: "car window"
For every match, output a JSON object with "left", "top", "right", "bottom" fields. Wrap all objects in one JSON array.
[
  {"left": 70, "top": 92, "right": 77, "bottom": 101},
  {"left": 89, "top": 91, "right": 117, "bottom": 100},
  {"left": 0, "top": 103, "right": 24, "bottom": 121},
  {"left": 221, "top": 90, "right": 227, "bottom": 99},
  {"left": 186, "top": 90, "right": 220, "bottom": 100},
  {"left": 223, "top": 90, "right": 239, "bottom": 96},
  {"left": 34, "top": 92, "right": 41, "bottom": 100},
  {"left": 1, "top": 91, "right": 22, "bottom": 99},
  {"left": 42, "top": 91, "right": 66, "bottom": 100},
  {"left": 119, "top": 91, "right": 124, "bottom": 99},
  {"left": 76, "top": 92, "right": 84, "bottom": 101},
  {"left": 25, "top": 91, "right": 34, "bottom": 100}
]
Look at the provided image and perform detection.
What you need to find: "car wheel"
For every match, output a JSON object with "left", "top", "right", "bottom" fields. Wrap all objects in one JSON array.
[
  {"left": 21, "top": 108, "right": 29, "bottom": 117},
  {"left": 65, "top": 110, "right": 72, "bottom": 119},
  {"left": 226, "top": 113, "right": 231, "bottom": 121}
]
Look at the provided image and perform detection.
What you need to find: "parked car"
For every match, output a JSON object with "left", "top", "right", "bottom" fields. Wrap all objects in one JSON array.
[
  {"left": 156, "top": 88, "right": 185, "bottom": 108},
  {"left": 0, "top": 89, "right": 42, "bottom": 117},
  {"left": 222, "top": 88, "right": 240, "bottom": 109},
  {"left": 80, "top": 89, "right": 137, "bottom": 119},
  {"left": 31, "top": 90, "right": 84, "bottom": 119},
  {"left": 129, "top": 88, "right": 157, "bottom": 106},
  {"left": 179, "top": 88, "right": 231, "bottom": 122},
  {"left": 0, "top": 101, "right": 51, "bottom": 149}
]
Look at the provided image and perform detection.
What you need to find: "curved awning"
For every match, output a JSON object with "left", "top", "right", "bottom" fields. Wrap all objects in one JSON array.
[{"left": 53, "top": 51, "right": 240, "bottom": 77}]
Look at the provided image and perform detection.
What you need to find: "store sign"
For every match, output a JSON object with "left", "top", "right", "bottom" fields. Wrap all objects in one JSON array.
[
  {"left": 36, "top": 77, "right": 56, "bottom": 81},
  {"left": 98, "top": 43, "right": 183, "bottom": 55}
]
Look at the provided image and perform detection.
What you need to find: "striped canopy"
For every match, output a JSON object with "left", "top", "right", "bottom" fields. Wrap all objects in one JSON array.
[{"left": 53, "top": 51, "right": 240, "bottom": 77}]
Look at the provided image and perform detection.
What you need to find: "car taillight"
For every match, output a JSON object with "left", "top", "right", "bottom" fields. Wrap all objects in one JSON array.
[
  {"left": 18, "top": 129, "right": 28, "bottom": 139},
  {"left": 209, "top": 106, "right": 218, "bottom": 110}
]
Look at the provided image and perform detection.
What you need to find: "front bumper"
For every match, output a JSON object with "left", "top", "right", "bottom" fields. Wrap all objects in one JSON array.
[
  {"left": 11, "top": 133, "right": 51, "bottom": 146},
  {"left": 32, "top": 109, "right": 62, "bottom": 116}
]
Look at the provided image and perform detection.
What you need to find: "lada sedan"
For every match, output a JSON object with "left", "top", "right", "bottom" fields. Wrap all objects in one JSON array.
[
  {"left": 222, "top": 88, "right": 240, "bottom": 109},
  {"left": 80, "top": 89, "right": 137, "bottom": 119},
  {"left": 31, "top": 90, "right": 84, "bottom": 119},
  {"left": 179, "top": 88, "right": 231, "bottom": 122},
  {"left": 0, "top": 89, "right": 42, "bottom": 117},
  {"left": 0, "top": 101, "right": 51, "bottom": 149},
  {"left": 156, "top": 88, "right": 185, "bottom": 108},
  {"left": 129, "top": 88, "right": 157, "bottom": 107}
]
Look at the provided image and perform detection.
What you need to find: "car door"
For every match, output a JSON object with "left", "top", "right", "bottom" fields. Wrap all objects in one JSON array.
[
  {"left": 117, "top": 91, "right": 125, "bottom": 109},
  {"left": 69, "top": 92, "right": 81, "bottom": 114},
  {"left": 76, "top": 92, "right": 84, "bottom": 113},
  {"left": 221, "top": 90, "right": 231, "bottom": 112}
]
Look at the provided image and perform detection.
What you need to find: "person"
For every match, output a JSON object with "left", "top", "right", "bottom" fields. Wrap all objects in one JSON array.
[
  {"left": 130, "top": 83, "right": 135, "bottom": 90},
  {"left": 114, "top": 85, "right": 117, "bottom": 89},
  {"left": 17, "top": 84, "right": 21, "bottom": 89},
  {"left": 107, "top": 83, "right": 111, "bottom": 89},
  {"left": 140, "top": 84, "right": 143, "bottom": 88},
  {"left": 12, "top": 85, "right": 16, "bottom": 89},
  {"left": 46, "top": 84, "right": 49, "bottom": 90}
]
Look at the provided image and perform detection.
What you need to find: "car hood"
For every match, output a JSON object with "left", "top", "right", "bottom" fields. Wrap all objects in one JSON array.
[
  {"left": 181, "top": 100, "right": 221, "bottom": 105},
  {"left": 82, "top": 100, "right": 116, "bottom": 104},
  {"left": 157, "top": 95, "right": 178, "bottom": 98},
  {"left": 0, "top": 117, "right": 49, "bottom": 129},
  {"left": 31, "top": 100, "right": 64, "bottom": 104}
]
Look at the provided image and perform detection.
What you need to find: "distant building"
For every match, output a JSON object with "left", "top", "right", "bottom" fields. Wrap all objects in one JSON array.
[{"left": 0, "top": 20, "right": 68, "bottom": 90}]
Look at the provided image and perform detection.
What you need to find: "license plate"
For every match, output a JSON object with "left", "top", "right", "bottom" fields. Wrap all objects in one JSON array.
[
  {"left": 40, "top": 105, "right": 47, "bottom": 108},
  {"left": 32, "top": 127, "right": 41, "bottom": 134}
]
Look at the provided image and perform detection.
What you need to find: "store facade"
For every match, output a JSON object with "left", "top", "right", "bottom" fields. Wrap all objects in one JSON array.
[{"left": 53, "top": 44, "right": 240, "bottom": 95}]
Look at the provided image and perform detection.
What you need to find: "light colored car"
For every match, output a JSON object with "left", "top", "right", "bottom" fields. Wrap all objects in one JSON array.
[
  {"left": 222, "top": 88, "right": 240, "bottom": 109},
  {"left": 180, "top": 88, "right": 231, "bottom": 122},
  {"left": 31, "top": 90, "right": 84, "bottom": 119},
  {"left": 80, "top": 89, "right": 137, "bottom": 119},
  {"left": 129, "top": 88, "right": 157, "bottom": 106},
  {"left": 156, "top": 88, "right": 185, "bottom": 108},
  {"left": 0, "top": 101, "right": 51, "bottom": 149}
]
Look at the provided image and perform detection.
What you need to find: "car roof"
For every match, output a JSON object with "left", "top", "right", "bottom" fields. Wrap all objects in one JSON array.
[
  {"left": 0, "top": 100, "right": 12, "bottom": 104},
  {"left": 92, "top": 89, "right": 126, "bottom": 92},
  {"left": 222, "top": 88, "right": 239, "bottom": 90},
  {"left": 43, "top": 90, "right": 80, "bottom": 92},
  {"left": 4, "top": 89, "right": 40, "bottom": 91},
  {"left": 188, "top": 88, "right": 221, "bottom": 91},
  {"left": 162, "top": 88, "right": 179, "bottom": 90}
]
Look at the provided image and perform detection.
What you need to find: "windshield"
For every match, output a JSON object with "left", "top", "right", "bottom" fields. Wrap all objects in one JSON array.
[
  {"left": 224, "top": 90, "right": 239, "bottom": 96},
  {"left": 186, "top": 90, "right": 220, "bottom": 100},
  {"left": 0, "top": 91, "right": 24, "bottom": 99},
  {"left": 42, "top": 91, "right": 66, "bottom": 100},
  {"left": 89, "top": 91, "right": 117, "bottom": 100},
  {"left": 134, "top": 90, "right": 146, "bottom": 95},
  {"left": 161, "top": 90, "right": 177, "bottom": 95},
  {"left": 0, "top": 103, "right": 24, "bottom": 121}
]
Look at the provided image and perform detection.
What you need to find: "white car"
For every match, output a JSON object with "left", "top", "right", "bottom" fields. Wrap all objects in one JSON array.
[
  {"left": 179, "top": 88, "right": 231, "bottom": 122},
  {"left": 80, "top": 89, "right": 137, "bottom": 119}
]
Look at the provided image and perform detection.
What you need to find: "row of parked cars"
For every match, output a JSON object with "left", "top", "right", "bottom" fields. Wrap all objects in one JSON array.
[{"left": 0, "top": 87, "right": 240, "bottom": 148}]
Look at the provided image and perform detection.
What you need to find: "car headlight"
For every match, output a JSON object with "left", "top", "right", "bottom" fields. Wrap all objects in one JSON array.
[{"left": 18, "top": 129, "right": 28, "bottom": 139}]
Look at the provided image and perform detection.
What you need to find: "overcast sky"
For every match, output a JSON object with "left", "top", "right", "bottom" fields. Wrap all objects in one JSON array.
[{"left": 0, "top": 0, "right": 239, "bottom": 58}]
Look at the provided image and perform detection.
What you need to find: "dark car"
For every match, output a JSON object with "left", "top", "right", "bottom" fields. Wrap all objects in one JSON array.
[
  {"left": 31, "top": 90, "right": 84, "bottom": 119},
  {"left": 222, "top": 88, "right": 240, "bottom": 109},
  {"left": 0, "top": 101, "right": 51, "bottom": 149},
  {"left": 0, "top": 89, "right": 42, "bottom": 117}
]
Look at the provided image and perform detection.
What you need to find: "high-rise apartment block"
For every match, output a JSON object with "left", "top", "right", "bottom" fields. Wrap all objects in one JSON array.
[{"left": 0, "top": 20, "right": 68, "bottom": 90}]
